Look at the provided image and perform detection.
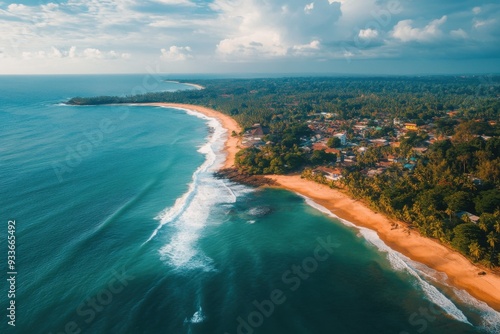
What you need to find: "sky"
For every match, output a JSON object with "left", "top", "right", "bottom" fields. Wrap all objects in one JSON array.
[{"left": 0, "top": 0, "right": 499, "bottom": 75}]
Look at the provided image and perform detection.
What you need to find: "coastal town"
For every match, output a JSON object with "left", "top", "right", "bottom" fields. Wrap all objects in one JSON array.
[{"left": 242, "top": 113, "right": 495, "bottom": 190}]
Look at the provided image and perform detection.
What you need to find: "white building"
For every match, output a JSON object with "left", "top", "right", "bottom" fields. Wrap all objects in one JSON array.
[{"left": 334, "top": 133, "right": 347, "bottom": 146}]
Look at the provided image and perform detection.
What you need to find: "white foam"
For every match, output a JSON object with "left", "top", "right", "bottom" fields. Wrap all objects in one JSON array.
[
  {"left": 300, "top": 195, "right": 472, "bottom": 325},
  {"left": 145, "top": 106, "right": 246, "bottom": 271},
  {"left": 247, "top": 206, "right": 271, "bottom": 217},
  {"left": 189, "top": 307, "right": 206, "bottom": 324},
  {"left": 453, "top": 288, "right": 500, "bottom": 333}
]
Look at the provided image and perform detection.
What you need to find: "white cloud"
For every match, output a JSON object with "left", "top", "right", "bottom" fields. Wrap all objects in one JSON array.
[
  {"left": 149, "top": 19, "right": 179, "bottom": 28},
  {"left": 152, "top": 0, "right": 195, "bottom": 5},
  {"left": 83, "top": 48, "right": 103, "bottom": 59},
  {"left": 18, "top": 46, "right": 130, "bottom": 60},
  {"left": 22, "top": 51, "right": 46, "bottom": 59},
  {"left": 293, "top": 40, "right": 320, "bottom": 51},
  {"left": 69, "top": 46, "right": 77, "bottom": 59},
  {"left": 304, "top": 2, "right": 314, "bottom": 14},
  {"left": 473, "top": 18, "right": 496, "bottom": 29},
  {"left": 42, "top": 3, "right": 59, "bottom": 11},
  {"left": 359, "top": 28, "right": 378, "bottom": 39},
  {"left": 0, "top": 0, "right": 499, "bottom": 73},
  {"left": 392, "top": 16, "right": 447, "bottom": 42},
  {"left": 211, "top": 0, "right": 341, "bottom": 60},
  {"left": 7, "top": 3, "right": 28, "bottom": 13},
  {"left": 51, "top": 46, "right": 63, "bottom": 58},
  {"left": 290, "top": 39, "right": 321, "bottom": 56},
  {"left": 450, "top": 29, "right": 467, "bottom": 39},
  {"left": 216, "top": 32, "right": 287, "bottom": 58},
  {"left": 160, "top": 45, "right": 193, "bottom": 61}
]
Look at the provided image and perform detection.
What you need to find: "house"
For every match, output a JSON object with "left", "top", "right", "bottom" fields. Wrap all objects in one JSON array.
[
  {"left": 370, "top": 138, "right": 389, "bottom": 147},
  {"left": 412, "top": 147, "right": 428, "bottom": 155},
  {"left": 249, "top": 124, "right": 269, "bottom": 137},
  {"left": 366, "top": 168, "right": 384, "bottom": 177},
  {"left": 403, "top": 163, "right": 415, "bottom": 171},
  {"left": 404, "top": 123, "right": 418, "bottom": 131},
  {"left": 334, "top": 133, "right": 347, "bottom": 146},
  {"left": 314, "top": 167, "right": 343, "bottom": 181},
  {"left": 386, "top": 154, "right": 402, "bottom": 163},
  {"left": 457, "top": 211, "right": 480, "bottom": 224}
]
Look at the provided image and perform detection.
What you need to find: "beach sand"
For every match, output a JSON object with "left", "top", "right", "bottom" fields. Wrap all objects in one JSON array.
[
  {"left": 266, "top": 174, "right": 500, "bottom": 311},
  {"left": 184, "top": 83, "right": 205, "bottom": 90},
  {"left": 146, "top": 103, "right": 500, "bottom": 311},
  {"left": 163, "top": 81, "right": 205, "bottom": 90}
]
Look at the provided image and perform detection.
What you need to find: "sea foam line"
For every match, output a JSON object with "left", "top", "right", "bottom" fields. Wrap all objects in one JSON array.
[
  {"left": 298, "top": 194, "right": 474, "bottom": 325},
  {"left": 143, "top": 108, "right": 225, "bottom": 244},
  {"left": 142, "top": 106, "right": 251, "bottom": 271}
]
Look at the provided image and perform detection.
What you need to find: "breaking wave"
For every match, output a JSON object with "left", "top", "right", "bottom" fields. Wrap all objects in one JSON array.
[{"left": 298, "top": 195, "right": 500, "bottom": 329}]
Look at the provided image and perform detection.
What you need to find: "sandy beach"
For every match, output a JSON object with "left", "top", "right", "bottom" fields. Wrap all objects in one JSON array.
[
  {"left": 164, "top": 81, "right": 205, "bottom": 90},
  {"left": 266, "top": 174, "right": 500, "bottom": 311},
  {"left": 145, "top": 103, "right": 500, "bottom": 311},
  {"left": 144, "top": 103, "right": 241, "bottom": 169}
]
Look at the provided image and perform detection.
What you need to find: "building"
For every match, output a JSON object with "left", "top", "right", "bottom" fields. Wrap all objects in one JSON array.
[
  {"left": 249, "top": 124, "right": 269, "bottom": 137},
  {"left": 333, "top": 133, "right": 347, "bottom": 146},
  {"left": 457, "top": 211, "right": 480, "bottom": 224},
  {"left": 404, "top": 123, "right": 418, "bottom": 131},
  {"left": 314, "top": 167, "right": 343, "bottom": 181}
]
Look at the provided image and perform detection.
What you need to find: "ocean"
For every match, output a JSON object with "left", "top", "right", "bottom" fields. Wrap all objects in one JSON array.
[{"left": 0, "top": 75, "right": 499, "bottom": 334}]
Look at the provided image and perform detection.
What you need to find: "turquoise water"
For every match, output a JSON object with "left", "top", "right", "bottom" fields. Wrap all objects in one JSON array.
[{"left": 0, "top": 75, "right": 499, "bottom": 334}]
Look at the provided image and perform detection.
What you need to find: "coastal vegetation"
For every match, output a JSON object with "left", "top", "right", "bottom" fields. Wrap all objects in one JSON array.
[{"left": 68, "top": 76, "right": 500, "bottom": 267}]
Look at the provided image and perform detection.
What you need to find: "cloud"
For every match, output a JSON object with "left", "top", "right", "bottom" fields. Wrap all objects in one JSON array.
[
  {"left": 392, "top": 16, "right": 447, "bottom": 42},
  {"left": 69, "top": 46, "right": 77, "bottom": 59},
  {"left": 304, "top": 2, "right": 314, "bottom": 14},
  {"left": 83, "top": 48, "right": 103, "bottom": 59},
  {"left": 216, "top": 32, "right": 286, "bottom": 58},
  {"left": 7, "top": 3, "right": 28, "bottom": 13},
  {"left": 0, "top": 0, "right": 499, "bottom": 74},
  {"left": 51, "top": 46, "right": 63, "bottom": 58},
  {"left": 211, "top": 0, "right": 341, "bottom": 60},
  {"left": 289, "top": 40, "right": 321, "bottom": 57},
  {"left": 19, "top": 46, "right": 130, "bottom": 60},
  {"left": 359, "top": 28, "right": 378, "bottom": 39},
  {"left": 450, "top": 29, "right": 467, "bottom": 39},
  {"left": 160, "top": 45, "right": 193, "bottom": 61},
  {"left": 152, "top": 0, "right": 195, "bottom": 5},
  {"left": 473, "top": 18, "right": 496, "bottom": 29}
]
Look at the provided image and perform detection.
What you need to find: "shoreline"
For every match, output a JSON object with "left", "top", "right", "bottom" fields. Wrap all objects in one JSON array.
[
  {"left": 266, "top": 174, "right": 500, "bottom": 311},
  {"left": 164, "top": 81, "right": 205, "bottom": 90},
  {"left": 143, "top": 103, "right": 241, "bottom": 169},
  {"left": 143, "top": 103, "right": 500, "bottom": 311}
]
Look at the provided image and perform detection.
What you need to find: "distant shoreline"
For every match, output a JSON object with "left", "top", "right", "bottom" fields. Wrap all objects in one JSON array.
[
  {"left": 164, "top": 81, "right": 205, "bottom": 90},
  {"left": 142, "top": 102, "right": 500, "bottom": 311}
]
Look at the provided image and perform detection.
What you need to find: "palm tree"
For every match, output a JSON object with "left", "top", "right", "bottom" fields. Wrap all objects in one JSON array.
[
  {"left": 487, "top": 232, "right": 498, "bottom": 249},
  {"left": 457, "top": 154, "right": 470, "bottom": 173},
  {"left": 494, "top": 220, "right": 500, "bottom": 234},
  {"left": 469, "top": 242, "right": 483, "bottom": 261},
  {"left": 445, "top": 208, "right": 453, "bottom": 224},
  {"left": 478, "top": 219, "right": 490, "bottom": 233}
]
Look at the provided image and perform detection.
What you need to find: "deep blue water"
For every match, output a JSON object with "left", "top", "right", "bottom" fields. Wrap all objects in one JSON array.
[{"left": 0, "top": 75, "right": 498, "bottom": 334}]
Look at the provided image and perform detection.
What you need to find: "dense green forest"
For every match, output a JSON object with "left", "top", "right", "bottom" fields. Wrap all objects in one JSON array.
[
  {"left": 304, "top": 133, "right": 500, "bottom": 267},
  {"left": 68, "top": 76, "right": 500, "bottom": 267},
  {"left": 68, "top": 76, "right": 500, "bottom": 127}
]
